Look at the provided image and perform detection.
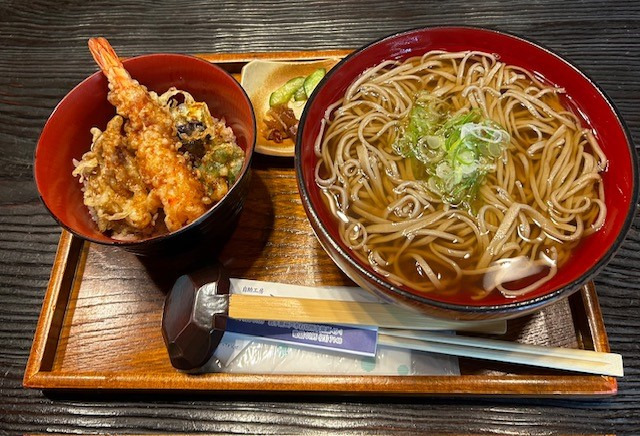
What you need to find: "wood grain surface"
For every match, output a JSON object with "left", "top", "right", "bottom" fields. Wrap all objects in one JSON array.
[{"left": 1, "top": 0, "right": 639, "bottom": 434}]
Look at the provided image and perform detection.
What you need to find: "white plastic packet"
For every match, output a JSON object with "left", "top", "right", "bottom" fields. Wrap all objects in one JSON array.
[{"left": 203, "top": 331, "right": 459, "bottom": 375}]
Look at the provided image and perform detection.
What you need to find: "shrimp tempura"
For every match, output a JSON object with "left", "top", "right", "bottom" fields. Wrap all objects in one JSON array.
[{"left": 88, "top": 37, "right": 208, "bottom": 232}]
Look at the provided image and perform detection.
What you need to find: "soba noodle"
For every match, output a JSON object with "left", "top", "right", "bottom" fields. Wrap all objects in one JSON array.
[{"left": 315, "top": 51, "right": 607, "bottom": 299}]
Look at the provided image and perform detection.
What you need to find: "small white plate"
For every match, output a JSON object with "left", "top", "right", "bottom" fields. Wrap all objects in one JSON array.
[{"left": 241, "top": 58, "right": 340, "bottom": 157}]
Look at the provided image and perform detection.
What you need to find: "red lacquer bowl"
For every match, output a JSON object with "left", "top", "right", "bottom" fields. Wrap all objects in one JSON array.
[
  {"left": 296, "top": 27, "right": 638, "bottom": 320},
  {"left": 35, "top": 53, "right": 256, "bottom": 256}
]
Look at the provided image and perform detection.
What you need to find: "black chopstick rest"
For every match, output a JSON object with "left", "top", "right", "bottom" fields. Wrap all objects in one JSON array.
[{"left": 161, "top": 263, "right": 230, "bottom": 370}]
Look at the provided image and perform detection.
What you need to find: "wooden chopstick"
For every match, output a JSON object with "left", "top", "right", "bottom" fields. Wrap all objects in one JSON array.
[
  {"left": 229, "top": 294, "right": 506, "bottom": 334},
  {"left": 378, "top": 329, "right": 624, "bottom": 377}
]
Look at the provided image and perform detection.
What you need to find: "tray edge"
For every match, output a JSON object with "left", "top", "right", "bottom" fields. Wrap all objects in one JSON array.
[{"left": 24, "top": 231, "right": 77, "bottom": 387}]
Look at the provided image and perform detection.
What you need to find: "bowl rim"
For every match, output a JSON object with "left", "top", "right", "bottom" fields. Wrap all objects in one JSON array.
[
  {"left": 295, "top": 25, "right": 639, "bottom": 313},
  {"left": 34, "top": 52, "right": 257, "bottom": 247}
]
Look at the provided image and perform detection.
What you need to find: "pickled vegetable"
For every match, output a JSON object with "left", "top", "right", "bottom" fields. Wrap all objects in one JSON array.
[
  {"left": 269, "top": 76, "right": 305, "bottom": 107},
  {"left": 303, "top": 68, "right": 326, "bottom": 98}
]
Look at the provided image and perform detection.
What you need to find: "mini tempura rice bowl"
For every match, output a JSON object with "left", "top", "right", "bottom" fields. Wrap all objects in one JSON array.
[
  {"left": 35, "top": 53, "right": 256, "bottom": 256},
  {"left": 296, "top": 27, "right": 638, "bottom": 320}
]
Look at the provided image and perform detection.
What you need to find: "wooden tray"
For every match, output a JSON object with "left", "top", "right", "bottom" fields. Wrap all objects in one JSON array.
[{"left": 24, "top": 51, "right": 617, "bottom": 397}]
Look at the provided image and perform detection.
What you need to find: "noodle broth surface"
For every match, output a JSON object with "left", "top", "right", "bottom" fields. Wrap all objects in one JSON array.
[{"left": 315, "top": 51, "right": 607, "bottom": 301}]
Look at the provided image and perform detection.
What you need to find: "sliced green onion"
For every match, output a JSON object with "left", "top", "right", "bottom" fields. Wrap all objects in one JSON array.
[{"left": 392, "top": 92, "right": 510, "bottom": 209}]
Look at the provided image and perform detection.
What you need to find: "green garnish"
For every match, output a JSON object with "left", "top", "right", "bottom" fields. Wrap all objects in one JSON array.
[
  {"left": 269, "top": 76, "right": 306, "bottom": 106},
  {"left": 303, "top": 68, "right": 326, "bottom": 98},
  {"left": 198, "top": 142, "right": 244, "bottom": 190},
  {"left": 268, "top": 68, "right": 327, "bottom": 107},
  {"left": 392, "top": 91, "right": 510, "bottom": 209},
  {"left": 293, "top": 86, "right": 307, "bottom": 101}
]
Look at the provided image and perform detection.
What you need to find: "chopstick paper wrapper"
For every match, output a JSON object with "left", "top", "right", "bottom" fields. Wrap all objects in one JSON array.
[
  {"left": 222, "top": 278, "right": 483, "bottom": 360},
  {"left": 228, "top": 278, "right": 506, "bottom": 334}
]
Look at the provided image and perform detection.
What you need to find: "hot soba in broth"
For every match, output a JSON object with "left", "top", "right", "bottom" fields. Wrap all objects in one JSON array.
[{"left": 315, "top": 51, "right": 607, "bottom": 300}]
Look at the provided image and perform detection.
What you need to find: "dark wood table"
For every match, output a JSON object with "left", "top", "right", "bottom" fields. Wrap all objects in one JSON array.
[{"left": 2, "top": 0, "right": 639, "bottom": 433}]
